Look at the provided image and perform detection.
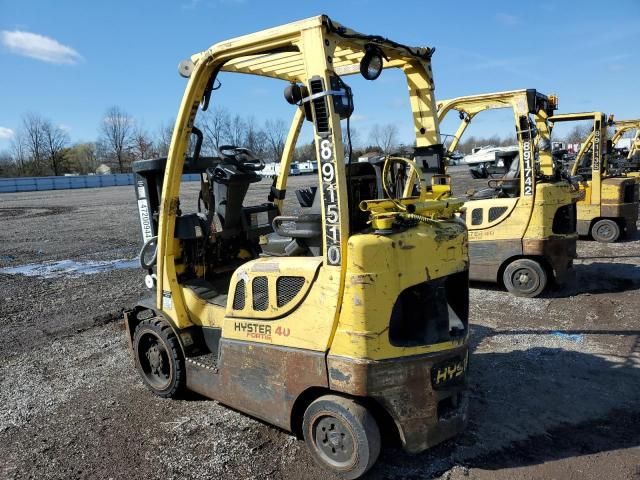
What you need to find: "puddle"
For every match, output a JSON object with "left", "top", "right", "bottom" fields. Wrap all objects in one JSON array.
[
  {"left": 0, "top": 258, "right": 138, "bottom": 278},
  {"left": 551, "top": 332, "right": 584, "bottom": 343}
]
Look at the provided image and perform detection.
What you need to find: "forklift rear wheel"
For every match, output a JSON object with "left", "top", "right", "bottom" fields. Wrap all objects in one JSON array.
[
  {"left": 503, "top": 258, "right": 547, "bottom": 298},
  {"left": 302, "top": 395, "right": 380, "bottom": 479},
  {"left": 591, "top": 219, "right": 620, "bottom": 243},
  {"left": 133, "top": 318, "right": 185, "bottom": 398}
]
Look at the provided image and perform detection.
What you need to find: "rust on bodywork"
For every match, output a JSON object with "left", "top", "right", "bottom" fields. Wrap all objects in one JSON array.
[
  {"left": 185, "top": 339, "right": 328, "bottom": 431},
  {"left": 523, "top": 235, "right": 576, "bottom": 285},
  {"left": 577, "top": 219, "right": 591, "bottom": 236},
  {"left": 601, "top": 204, "right": 639, "bottom": 235},
  {"left": 327, "top": 345, "right": 468, "bottom": 453},
  {"left": 468, "top": 237, "right": 576, "bottom": 285},
  {"left": 468, "top": 239, "right": 522, "bottom": 282}
]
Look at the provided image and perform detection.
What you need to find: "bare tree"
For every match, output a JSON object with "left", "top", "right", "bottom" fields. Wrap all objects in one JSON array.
[
  {"left": 564, "top": 124, "right": 593, "bottom": 144},
  {"left": 99, "top": 106, "right": 134, "bottom": 173},
  {"left": 42, "top": 121, "right": 69, "bottom": 175},
  {"left": 294, "top": 140, "right": 316, "bottom": 162},
  {"left": 226, "top": 114, "right": 246, "bottom": 147},
  {"left": 22, "top": 113, "right": 47, "bottom": 174},
  {"left": 199, "top": 108, "right": 229, "bottom": 155},
  {"left": 66, "top": 142, "right": 98, "bottom": 174},
  {"left": 156, "top": 121, "right": 174, "bottom": 157},
  {"left": 244, "top": 116, "right": 267, "bottom": 157},
  {"left": 132, "top": 127, "right": 155, "bottom": 161},
  {"left": 342, "top": 126, "right": 360, "bottom": 158},
  {"left": 264, "top": 118, "right": 287, "bottom": 162},
  {"left": 0, "top": 150, "right": 17, "bottom": 176},
  {"left": 10, "top": 131, "right": 28, "bottom": 174},
  {"left": 369, "top": 123, "right": 399, "bottom": 155}
]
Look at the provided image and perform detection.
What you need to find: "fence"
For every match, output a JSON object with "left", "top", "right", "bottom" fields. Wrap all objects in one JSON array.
[{"left": 0, "top": 174, "right": 201, "bottom": 194}]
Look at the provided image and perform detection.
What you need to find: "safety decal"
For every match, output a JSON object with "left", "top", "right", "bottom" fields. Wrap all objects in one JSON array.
[
  {"left": 136, "top": 181, "right": 154, "bottom": 243},
  {"left": 162, "top": 291, "right": 172, "bottom": 310}
]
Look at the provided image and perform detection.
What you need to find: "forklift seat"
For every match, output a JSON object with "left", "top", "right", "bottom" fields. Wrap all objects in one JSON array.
[
  {"left": 260, "top": 187, "right": 322, "bottom": 257},
  {"left": 470, "top": 155, "right": 520, "bottom": 200},
  {"left": 182, "top": 278, "right": 229, "bottom": 307}
]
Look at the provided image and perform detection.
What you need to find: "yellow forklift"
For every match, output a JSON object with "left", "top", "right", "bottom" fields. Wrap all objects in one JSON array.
[
  {"left": 548, "top": 112, "right": 639, "bottom": 242},
  {"left": 611, "top": 118, "right": 640, "bottom": 178},
  {"left": 124, "top": 16, "right": 470, "bottom": 479},
  {"left": 437, "top": 90, "right": 579, "bottom": 297}
]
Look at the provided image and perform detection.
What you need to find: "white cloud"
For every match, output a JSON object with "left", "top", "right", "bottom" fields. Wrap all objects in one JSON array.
[
  {"left": 1, "top": 30, "right": 82, "bottom": 65},
  {"left": 0, "top": 127, "right": 15, "bottom": 140},
  {"left": 495, "top": 13, "right": 520, "bottom": 27}
]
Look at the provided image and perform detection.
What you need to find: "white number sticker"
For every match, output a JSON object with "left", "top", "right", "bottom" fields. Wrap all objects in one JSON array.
[
  {"left": 318, "top": 135, "right": 341, "bottom": 266},
  {"left": 320, "top": 139, "right": 332, "bottom": 160},
  {"left": 326, "top": 204, "right": 339, "bottom": 224}
]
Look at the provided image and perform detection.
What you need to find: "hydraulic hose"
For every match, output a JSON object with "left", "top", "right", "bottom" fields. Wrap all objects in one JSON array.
[{"left": 139, "top": 235, "right": 158, "bottom": 270}]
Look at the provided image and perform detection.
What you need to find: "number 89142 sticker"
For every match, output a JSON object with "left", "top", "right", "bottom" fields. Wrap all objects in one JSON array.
[
  {"left": 522, "top": 139, "right": 533, "bottom": 196},
  {"left": 319, "top": 135, "right": 341, "bottom": 265},
  {"left": 592, "top": 121, "right": 601, "bottom": 172}
]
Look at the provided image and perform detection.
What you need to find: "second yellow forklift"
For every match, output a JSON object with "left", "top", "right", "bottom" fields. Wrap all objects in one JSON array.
[
  {"left": 610, "top": 118, "right": 640, "bottom": 178},
  {"left": 549, "top": 112, "right": 639, "bottom": 242},
  {"left": 438, "top": 89, "right": 579, "bottom": 297}
]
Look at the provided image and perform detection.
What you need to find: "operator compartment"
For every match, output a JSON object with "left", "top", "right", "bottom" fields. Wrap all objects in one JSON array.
[{"left": 132, "top": 148, "right": 280, "bottom": 311}]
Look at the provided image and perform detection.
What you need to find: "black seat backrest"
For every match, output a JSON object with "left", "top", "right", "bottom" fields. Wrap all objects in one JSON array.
[
  {"left": 345, "top": 162, "right": 379, "bottom": 233},
  {"left": 209, "top": 162, "right": 261, "bottom": 237},
  {"left": 499, "top": 156, "right": 521, "bottom": 197}
]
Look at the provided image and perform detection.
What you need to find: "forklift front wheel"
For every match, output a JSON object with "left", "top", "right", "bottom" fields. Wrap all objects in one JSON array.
[
  {"left": 591, "top": 219, "right": 620, "bottom": 243},
  {"left": 302, "top": 395, "right": 380, "bottom": 480},
  {"left": 133, "top": 318, "right": 185, "bottom": 398},
  {"left": 503, "top": 258, "right": 548, "bottom": 298}
]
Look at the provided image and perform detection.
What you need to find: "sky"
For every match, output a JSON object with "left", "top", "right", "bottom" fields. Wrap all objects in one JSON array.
[{"left": 1, "top": 0, "right": 639, "bottom": 150}]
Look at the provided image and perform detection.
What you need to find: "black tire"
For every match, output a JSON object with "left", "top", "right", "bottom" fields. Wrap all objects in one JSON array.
[
  {"left": 503, "top": 258, "right": 548, "bottom": 298},
  {"left": 133, "top": 318, "right": 185, "bottom": 398},
  {"left": 591, "top": 218, "right": 621, "bottom": 243},
  {"left": 302, "top": 395, "right": 380, "bottom": 480}
]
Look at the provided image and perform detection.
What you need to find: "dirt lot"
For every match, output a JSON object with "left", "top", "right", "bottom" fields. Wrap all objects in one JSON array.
[{"left": 1, "top": 167, "right": 639, "bottom": 480}]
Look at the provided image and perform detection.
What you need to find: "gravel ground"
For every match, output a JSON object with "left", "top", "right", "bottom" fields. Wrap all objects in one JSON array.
[{"left": 1, "top": 168, "right": 639, "bottom": 479}]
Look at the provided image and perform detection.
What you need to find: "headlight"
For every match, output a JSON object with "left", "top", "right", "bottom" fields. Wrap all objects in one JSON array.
[{"left": 360, "top": 45, "right": 384, "bottom": 81}]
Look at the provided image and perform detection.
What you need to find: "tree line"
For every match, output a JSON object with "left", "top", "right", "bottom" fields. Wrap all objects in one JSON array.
[
  {"left": 0, "top": 104, "right": 426, "bottom": 178},
  {"left": 453, "top": 124, "right": 598, "bottom": 155},
  {"left": 0, "top": 107, "right": 173, "bottom": 177}
]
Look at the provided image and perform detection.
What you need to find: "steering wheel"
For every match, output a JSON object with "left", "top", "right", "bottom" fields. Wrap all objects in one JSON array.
[
  {"left": 381, "top": 157, "right": 423, "bottom": 206},
  {"left": 218, "top": 145, "right": 265, "bottom": 172}
]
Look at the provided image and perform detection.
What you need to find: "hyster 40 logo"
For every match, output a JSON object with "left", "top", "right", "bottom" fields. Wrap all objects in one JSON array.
[
  {"left": 233, "top": 322, "right": 291, "bottom": 341},
  {"left": 234, "top": 322, "right": 272, "bottom": 340}
]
